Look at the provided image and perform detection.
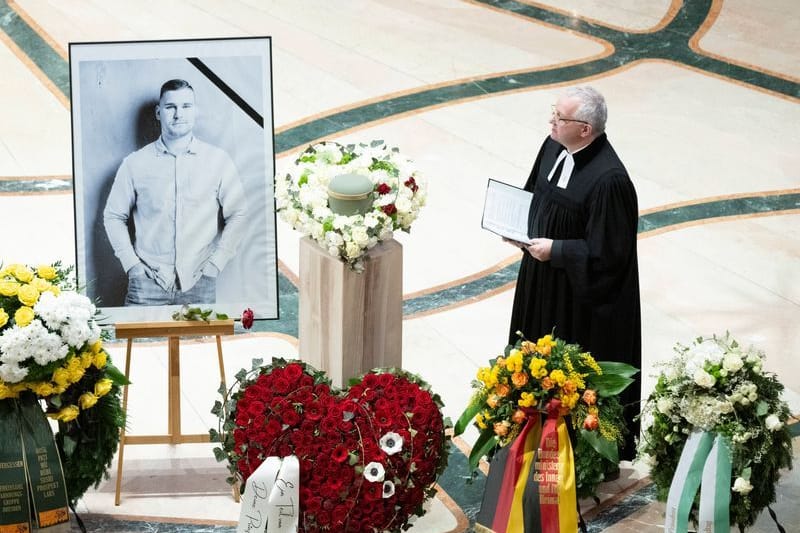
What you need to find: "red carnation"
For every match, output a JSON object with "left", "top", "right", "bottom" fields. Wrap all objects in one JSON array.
[
  {"left": 376, "top": 183, "right": 391, "bottom": 195},
  {"left": 332, "top": 444, "right": 349, "bottom": 463},
  {"left": 404, "top": 176, "right": 419, "bottom": 192},
  {"left": 381, "top": 203, "right": 397, "bottom": 216},
  {"left": 241, "top": 308, "right": 254, "bottom": 329}
]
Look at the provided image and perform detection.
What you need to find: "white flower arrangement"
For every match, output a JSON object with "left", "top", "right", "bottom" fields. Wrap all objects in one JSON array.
[
  {"left": 639, "top": 333, "right": 793, "bottom": 530},
  {"left": 277, "top": 140, "right": 426, "bottom": 271}
]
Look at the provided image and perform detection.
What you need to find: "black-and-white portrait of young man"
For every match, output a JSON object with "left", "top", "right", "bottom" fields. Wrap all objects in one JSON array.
[{"left": 70, "top": 38, "right": 278, "bottom": 323}]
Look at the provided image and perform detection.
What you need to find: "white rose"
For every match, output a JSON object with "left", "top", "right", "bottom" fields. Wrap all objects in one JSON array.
[
  {"left": 765, "top": 414, "right": 783, "bottom": 431},
  {"left": 351, "top": 227, "right": 369, "bottom": 247},
  {"left": 345, "top": 241, "right": 361, "bottom": 259},
  {"left": 693, "top": 369, "right": 716, "bottom": 388},
  {"left": 732, "top": 477, "right": 753, "bottom": 494},
  {"left": 722, "top": 354, "right": 744, "bottom": 373}
]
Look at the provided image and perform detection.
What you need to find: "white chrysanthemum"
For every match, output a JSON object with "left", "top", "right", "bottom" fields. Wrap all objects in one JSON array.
[
  {"left": 0, "top": 320, "right": 69, "bottom": 377},
  {"left": 0, "top": 362, "right": 28, "bottom": 382}
]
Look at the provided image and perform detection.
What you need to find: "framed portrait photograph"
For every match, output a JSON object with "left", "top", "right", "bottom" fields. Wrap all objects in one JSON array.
[{"left": 70, "top": 37, "right": 278, "bottom": 324}]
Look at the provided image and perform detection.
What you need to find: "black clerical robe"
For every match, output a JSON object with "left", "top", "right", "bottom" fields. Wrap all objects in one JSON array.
[{"left": 508, "top": 133, "right": 641, "bottom": 458}]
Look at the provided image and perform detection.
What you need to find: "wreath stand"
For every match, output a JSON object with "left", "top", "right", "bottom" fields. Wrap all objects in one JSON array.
[{"left": 112, "top": 320, "right": 235, "bottom": 505}]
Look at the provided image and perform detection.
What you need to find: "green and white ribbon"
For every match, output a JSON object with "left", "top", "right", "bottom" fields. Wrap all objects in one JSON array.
[
  {"left": 698, "top": 435, "right": 732, "bottom": 533},
  {"left": 664, "top": 431, "right": 714, "bottom": 533},
  {"left": 665, "top": 431, "right": 732, "bottom": 533}
]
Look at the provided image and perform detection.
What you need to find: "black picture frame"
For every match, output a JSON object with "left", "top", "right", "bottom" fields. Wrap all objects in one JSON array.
[{"left": 69, "top": 37, "right": 278, "bottom": 323}]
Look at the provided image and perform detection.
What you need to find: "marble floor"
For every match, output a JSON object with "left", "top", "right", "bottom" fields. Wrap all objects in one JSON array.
[{"left": 0, "top": 0, "right": 798, "bottom": 531}]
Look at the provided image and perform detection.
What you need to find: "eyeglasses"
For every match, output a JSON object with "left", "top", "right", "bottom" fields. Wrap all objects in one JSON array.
[{"left": 551, "top": 105, "right": 589, "bottom": 125}]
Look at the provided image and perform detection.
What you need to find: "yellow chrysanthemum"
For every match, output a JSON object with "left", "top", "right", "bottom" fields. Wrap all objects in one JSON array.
[
  {"left": 505, "top": 349, "right": 523, "bottom": 373},
  {"left": 17, "top": 284, "right": 40, "bottom": 307},
  {"left": 11, "top": 264, "right": 34, "bottom": 283},
  {"left": 90, "top": 339, "right": 103, "bottom": 354},
  {"left": 580, "top": 352, "right": 602, "bottom": 375},
  {"left": 79, "top": 392, "right": 99, "bottom": 410},
  {"left": 36, "top": 264, "right": 57, "bottom": 280},
  {"left": 94, "top": 378, "right": 113, "bottom": 397},
  {"left": 0, "top": 309, "right": 8, "bottom": 328},
  {"left": 49, "top": 405, "right": 80, "bottom": 423},
  {"left": 528, "top": 357, "right": 548, "bottom": 379},
  {"left": 536, "top": 334, "right": 555, "bottom": 355},
  {"left": 477, "top": 367, "right": 494, "bottom": 387},
  {"left": 14, "top": 306, "right": 35, "bottom": 327},
  {"left": 475, "top": 412, "right": 487, "bottom": 430},
  {"left": 549, "top": 369, "right": 567, "bottom": 387},
  {"left": 0, "top": 280, "right": 20, "bottom": 297},
  {"left": 560, "top": 392, "right": 580, "bottom": 410},
  {"left": 52, "top": 367, "right": 71, "bottom": 387},
  {"left": 518, "top": 391, "right": 536, "bottom": 408}
]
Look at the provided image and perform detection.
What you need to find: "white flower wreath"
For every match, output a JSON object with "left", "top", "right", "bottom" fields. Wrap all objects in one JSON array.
[{"left": 276, "top": 140, "right": 426, "bottom": 271}]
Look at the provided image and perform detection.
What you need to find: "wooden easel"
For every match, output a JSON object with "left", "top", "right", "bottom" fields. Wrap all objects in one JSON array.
[{"left": 112, "top": 320, "right": 234, "bottom": 506}]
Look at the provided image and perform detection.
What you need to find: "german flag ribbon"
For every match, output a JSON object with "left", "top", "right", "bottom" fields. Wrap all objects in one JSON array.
[{"left": 476, "top": 400, "right": 579, "bottom": 533}]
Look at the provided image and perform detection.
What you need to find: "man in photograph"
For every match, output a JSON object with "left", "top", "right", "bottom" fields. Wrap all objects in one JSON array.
[{"left": 103, "top": 79, "right": 248, "bottom": 306}]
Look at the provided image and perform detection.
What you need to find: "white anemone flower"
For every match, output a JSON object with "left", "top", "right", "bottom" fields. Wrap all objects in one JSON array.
[
  {"left": 382, "top": 480, "right": 395, "bottom": 498},
  {"left": 379, "top": 432, "right": 404, "bottom": 456},
  {"left": 363, "top": 462, "right": 385, "bottom": 482}
]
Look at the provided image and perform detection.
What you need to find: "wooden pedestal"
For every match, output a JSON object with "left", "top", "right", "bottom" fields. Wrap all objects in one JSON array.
[{"left": 299, "top": 237, "right": 403, "bottom": 387}]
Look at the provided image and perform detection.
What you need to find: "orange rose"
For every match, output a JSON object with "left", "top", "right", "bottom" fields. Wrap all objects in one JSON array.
[
  {"left": 493, "top": 421, "right": 510, "bottom": 437},
  {"left": 562, "top": 380, "right": 577, "bottom": 394},
  {"left": 511, "top": 371, "right": 529, "bottom": 388},
  {"left": 512, "top": 409, "right": 527, "bottom": 424},
  {"left": 583, "top": 414, "right": 599, "bottom": 431},
  {"left": 486, "top": 394, "right": 500, "bottom": 408},
  {"left": 582, "top": 389, "right": 597, "bottom": 406},
  {"left": 495, "top": 383, "right": 511, "bottom": 397},
  {"left": 541, "top": 377, "right": 554, "bottom": 390},
  {"left": 521, "top": 341, "right": 536, "bottom": 354}
]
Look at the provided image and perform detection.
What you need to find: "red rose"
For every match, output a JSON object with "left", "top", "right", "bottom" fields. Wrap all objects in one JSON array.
[
  {"left": 241, "top": 308, "right": 254, "bottom": 329},
  {"left": 376, "top": 183, "right": 391, "bottom": 195},
  {"left": 381, "top": 203, "right": 397, "bottom": 216},
  {"left": 284, "top": 363, "right": 303, "bottom": 385}
]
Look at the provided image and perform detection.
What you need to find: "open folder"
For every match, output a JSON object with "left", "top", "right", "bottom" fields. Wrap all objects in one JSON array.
[{"left": 481, "top": 179, "right": 533, "bottom": 244}]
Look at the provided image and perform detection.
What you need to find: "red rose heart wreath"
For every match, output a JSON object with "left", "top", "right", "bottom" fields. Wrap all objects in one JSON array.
[{"left": 211, "top": 358, "right": 451, "bottom": 532}]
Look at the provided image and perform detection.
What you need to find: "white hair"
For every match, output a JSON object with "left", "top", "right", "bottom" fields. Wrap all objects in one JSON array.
[{"left": 565, "top": 86, "right": 607, "bottom": 134}]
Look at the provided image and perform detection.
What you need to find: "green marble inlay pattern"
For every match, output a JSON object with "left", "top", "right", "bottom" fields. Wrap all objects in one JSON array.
[
  {"left": 0, "top": 1, "right": 69, "bottom": 97},
  {"left": 1, "top": 0, "right": 798, "bottom": 323}
]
